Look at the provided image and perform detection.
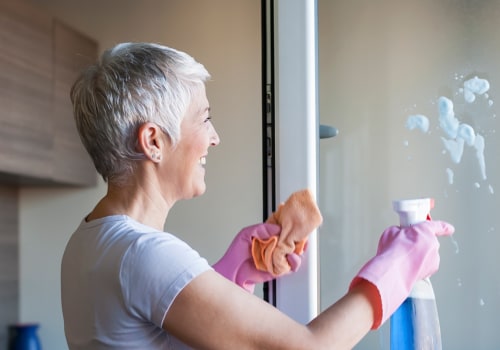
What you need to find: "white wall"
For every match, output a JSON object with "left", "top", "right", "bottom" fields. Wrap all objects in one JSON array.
[
  {"left": 20, "top": 1, "right": 262, "bottom": 349},
  {"left": 318, "top": 1, "right": 500, "bottom": 349}
]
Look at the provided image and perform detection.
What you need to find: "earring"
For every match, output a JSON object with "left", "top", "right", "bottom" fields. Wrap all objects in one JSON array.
[{"left": 151, "top": 152, "right": 161, "bottom": 161}]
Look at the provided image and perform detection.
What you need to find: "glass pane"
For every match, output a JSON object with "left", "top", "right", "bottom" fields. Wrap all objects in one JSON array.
[{"left": 318, "top": 1, "right": 499, "bottom": 349}]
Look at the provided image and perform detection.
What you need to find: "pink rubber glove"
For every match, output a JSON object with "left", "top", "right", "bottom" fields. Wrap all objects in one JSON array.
[
  {"left": 349, "top": 220, "right": 454, "bottom": 329},
  {"left": 213, "top": 223, "right": 302, "bottom": 293}
]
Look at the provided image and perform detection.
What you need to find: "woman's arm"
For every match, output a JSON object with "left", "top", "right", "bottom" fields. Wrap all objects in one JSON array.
[
  {"left": 164, "top": 220, "right": 454, "bottom": 349},
  {"left": 163, "top": 269, "right": 376, "bottom": 350}
]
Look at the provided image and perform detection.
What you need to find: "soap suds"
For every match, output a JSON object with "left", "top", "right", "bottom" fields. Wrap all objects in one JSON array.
[
  {"left": 441, "top": 137, "right": 464, "bottom": 163},
  {"left": 451, "top": 236, "right": 460, "bottom": 254},
  {"left": 446, "top": 168, "right": 454, "bottom": 185},
  {"left": 463, "top": 76, "right": 490, "bottom": 103},
  {"left": 405, "top": 75, "right": 493, "bottom": 190},
  {"left": 438, "top": 96, "right": 460, "bottom": 139},
  {"left": 473, "top": 134, "right": 487, "bottom": 180},
  {"left": 406, "top": 114, "right": 430, "bottom": 133},
  {"left": 457, "top": 124, "right": 476, "bottom": 146}
]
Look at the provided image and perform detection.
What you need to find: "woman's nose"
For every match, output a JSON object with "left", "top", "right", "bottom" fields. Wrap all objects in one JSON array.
[{"left": 210, "top": 126, "right": 220, "bottom": 146}]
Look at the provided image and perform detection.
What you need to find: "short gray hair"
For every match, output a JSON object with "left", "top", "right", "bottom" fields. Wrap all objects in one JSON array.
[{"left": 70, "top": 42, "right": 210, "bottom": 184}]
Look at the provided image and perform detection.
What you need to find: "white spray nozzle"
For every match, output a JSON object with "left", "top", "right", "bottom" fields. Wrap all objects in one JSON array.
[{"left": 392, "top": 198, "right": 434, "bottom": 227}]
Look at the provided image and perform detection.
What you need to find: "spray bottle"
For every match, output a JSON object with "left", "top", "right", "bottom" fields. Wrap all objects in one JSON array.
[{"left": 390, "top": 198, "right": 442, "bottom": 350}]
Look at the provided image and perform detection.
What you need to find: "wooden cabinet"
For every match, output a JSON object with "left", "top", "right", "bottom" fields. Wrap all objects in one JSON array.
[
  {"left": 0, "top": 0, "right": 97, "bottom": 186},
  {"left": 52, "top": 20, "right": 97, "bottom": 186},
  {"left": 0, "top": 0, "right": 54, "bottom": 183}
]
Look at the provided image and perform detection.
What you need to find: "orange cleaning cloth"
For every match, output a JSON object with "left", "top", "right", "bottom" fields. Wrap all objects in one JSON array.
[{"left": 251, "top": 189, "right": 323, "bottom": 276}]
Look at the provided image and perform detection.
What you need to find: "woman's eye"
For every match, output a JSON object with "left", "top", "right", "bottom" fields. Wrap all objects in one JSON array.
[{"left": 204, "top": 116, "right": 212, "bottom": 123}]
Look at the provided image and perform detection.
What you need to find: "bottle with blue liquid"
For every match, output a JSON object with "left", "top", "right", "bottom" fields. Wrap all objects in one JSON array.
[{"left": 390, "top": 198, "right": 442, "bottom": 350}]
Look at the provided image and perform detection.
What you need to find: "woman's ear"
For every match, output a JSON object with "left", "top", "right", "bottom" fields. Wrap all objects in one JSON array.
[{"left": 137, "top": 123, "right": 164, "bottom": 163}]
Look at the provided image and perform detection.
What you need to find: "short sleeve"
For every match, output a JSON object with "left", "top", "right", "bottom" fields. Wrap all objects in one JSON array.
[{"left": 120, "top": 232, "right": 211, "bottom": 327}]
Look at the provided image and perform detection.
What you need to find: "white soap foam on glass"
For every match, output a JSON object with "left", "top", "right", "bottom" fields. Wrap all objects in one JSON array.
[
  {"left": 406, "top": 114, "right": 430, "bottom": 133},
  {"left": 441, "top": 137, "right": 464, "bottom": 163},
  {"left": 438, "top": 96, "right": 460, "bottom": 139},
  {"left": 446, "top": 168, "right": 454, "bottom": 185},
  {"left": 473, "top": 134, "right": 487, "bottom": 180},
  {"left": 457, "top": 124, "right": 476, "bottom": 146},
  {"left": 405, "top": 75, "right": 493, "bottom": 187},
  {"left": 463, "top": 76, "right": 490, "bottom": 103}
]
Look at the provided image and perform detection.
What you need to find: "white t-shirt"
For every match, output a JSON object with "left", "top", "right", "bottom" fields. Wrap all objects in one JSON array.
[{"left": 61, "top": 215, "right": 211, "bottom": 349}]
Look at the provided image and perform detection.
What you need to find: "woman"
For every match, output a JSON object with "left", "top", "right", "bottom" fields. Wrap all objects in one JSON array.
[{"left": 61, "top": 42, "right": 454, "bottom": 349}]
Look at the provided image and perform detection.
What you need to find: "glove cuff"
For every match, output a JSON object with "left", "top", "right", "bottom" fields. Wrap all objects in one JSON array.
[{"left": 350, "top": 251, "right": 419, "bottom": 329}]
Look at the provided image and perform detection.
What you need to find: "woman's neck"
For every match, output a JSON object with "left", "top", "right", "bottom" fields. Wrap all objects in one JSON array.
[{"left": 87, "top": 180, "right": 171, "bottom": 231}]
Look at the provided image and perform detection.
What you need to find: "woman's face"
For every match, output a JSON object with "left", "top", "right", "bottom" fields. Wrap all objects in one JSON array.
[{"left": 162, "top": 85, "right": 220, "bottom": 200}]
